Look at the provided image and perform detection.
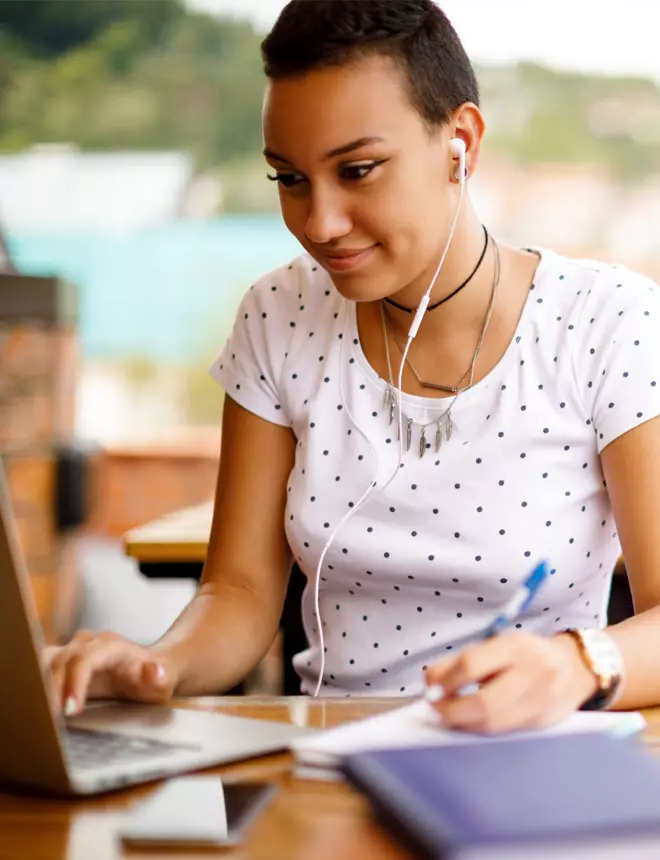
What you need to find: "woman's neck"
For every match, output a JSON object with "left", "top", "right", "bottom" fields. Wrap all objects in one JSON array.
[{"left": 383, "top": 205, "right": 497, "bottom": 345}]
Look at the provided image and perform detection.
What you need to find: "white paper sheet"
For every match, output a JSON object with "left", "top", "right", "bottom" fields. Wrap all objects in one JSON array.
[{"left": 292, "top": 700, "right": 646, "bottom": 769}]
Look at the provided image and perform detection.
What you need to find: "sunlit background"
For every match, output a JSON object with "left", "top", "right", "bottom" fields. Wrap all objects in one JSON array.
[
  {"left": 0, "top": 1, "right": 657, "bottom": 657},
  {"left": 4, "top": 0, "right": 660, "bottom": 444}
]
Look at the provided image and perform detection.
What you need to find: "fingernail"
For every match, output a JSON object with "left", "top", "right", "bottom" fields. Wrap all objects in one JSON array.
[
  {"left": 460, "top": 682, "right": 479, "bottom": 696},
  {"left": 425, "top": 684, "right": 445, "bottom": 704},
  {"left": 64, "top": 696, "right": 78, "bottom": 717},
  {"left": 155, "top": 663, "right": 166, "bottom": 682}
]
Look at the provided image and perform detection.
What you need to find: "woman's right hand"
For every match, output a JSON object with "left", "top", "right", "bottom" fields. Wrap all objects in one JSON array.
[{"left": 43, "top": 630, "right": 179, "bottom": 716}]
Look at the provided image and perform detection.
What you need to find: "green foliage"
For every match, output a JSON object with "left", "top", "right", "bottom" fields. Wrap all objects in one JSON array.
[
  {"left": 0, "top": 2, "right": 265, "bottom": 167},
  {"left": 479, "top": 62, "right": 660, "bottom": 182},
  {"left": 0, "top": 0, "right": 183, "bottom": 58}
]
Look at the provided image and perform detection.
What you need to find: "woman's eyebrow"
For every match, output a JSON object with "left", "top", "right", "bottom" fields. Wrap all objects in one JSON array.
[{"left": 263, "top": 136, "right": 386, "bottom": 165}]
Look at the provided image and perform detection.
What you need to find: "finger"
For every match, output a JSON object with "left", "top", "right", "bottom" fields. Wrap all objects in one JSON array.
[
  {"left": 45, "top": 657, "right": 67, "bottom": 713},
  {"left": 52, "top": 630, "right": 97, "bottom": 712},
  {"left": 42, "top": 645, "right": 62, "bottom": 670},
  {"left": 67, "top": 648, "right": 173, "bottom": 711},
  {"left": 107, "top": 657, "right": 172, "bottom": 703},
  {"left": 41, "top": 646, "right": 64, "bottom": 711},
  {"left": 427, "top": 635, "right": 520, "bottom": 697},
  {"left": 423, "top": 657, "right": 453, "bottom": 701},
  {"left": 436, "top": 666, "right": 534, "bottom": 733},
  {"left": 136, "top": 660, "right": 172, "bottom": 703},
  {"left": 47, "top": 643, "right": 86, "bottom": 713},
  {"left": 62, "top": 637, "right": 140, "bottom": 714}
]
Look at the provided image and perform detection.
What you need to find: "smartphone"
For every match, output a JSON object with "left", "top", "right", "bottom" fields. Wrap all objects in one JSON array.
[{"left": 118, "top": 775, "right": 276, "bottom": 848}]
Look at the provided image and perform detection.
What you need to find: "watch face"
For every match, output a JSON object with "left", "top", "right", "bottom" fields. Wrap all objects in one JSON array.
[{"left": 581, "top": 628, "right": 623, "bottom": 685}]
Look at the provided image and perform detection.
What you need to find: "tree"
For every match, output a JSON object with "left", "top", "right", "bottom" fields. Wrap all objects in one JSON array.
[
  {"left": 0, "top": 8, "right": 266, "bottom": 167},
  {"left": 0, "top": 0, "right": 183, "bottom": 58}
]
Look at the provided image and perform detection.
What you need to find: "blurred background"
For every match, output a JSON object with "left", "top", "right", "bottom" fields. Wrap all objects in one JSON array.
[{"left": 1, "top": 0, "right": 658, "bottom": 688}]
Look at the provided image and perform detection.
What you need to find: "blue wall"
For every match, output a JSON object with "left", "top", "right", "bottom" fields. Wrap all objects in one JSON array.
[{"left": 8, "top": 216, "right": 300, "bottom": 363}]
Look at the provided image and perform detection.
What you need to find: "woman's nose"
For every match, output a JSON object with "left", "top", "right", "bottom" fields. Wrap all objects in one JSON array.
[{"left": 303, "top": 189, "right": 353, "bottom": 246}]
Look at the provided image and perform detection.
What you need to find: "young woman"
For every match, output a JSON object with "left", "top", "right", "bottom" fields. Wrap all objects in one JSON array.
[{"left": 49, "top": 1, "right": 660, "bottom": 734}]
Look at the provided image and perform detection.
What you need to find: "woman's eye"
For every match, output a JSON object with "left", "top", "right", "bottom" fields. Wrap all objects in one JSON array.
[
  {"left": 340, "top": 161, "right": 384, "bottom": 182},
  {"left": 266, "top": 160, "right": 385, "bottom": 188},
  {"left": 267, "top": 172, "right": 305, "bottom": 188}
]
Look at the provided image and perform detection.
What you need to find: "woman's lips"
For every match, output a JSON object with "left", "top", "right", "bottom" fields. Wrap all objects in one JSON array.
[{"left": 322, "top": 245, "right": 378, "bottom": 272}]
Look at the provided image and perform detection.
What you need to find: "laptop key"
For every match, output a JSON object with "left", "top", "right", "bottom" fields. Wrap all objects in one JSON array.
[{"left": 63, "top": 728, "right": 199, "bottom": 770}]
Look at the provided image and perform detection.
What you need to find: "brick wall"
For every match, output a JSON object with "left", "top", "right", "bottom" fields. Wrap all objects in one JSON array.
[
  {"left": 0, "top": 323, "right": 76, "bottom": 450},
  {"left": 85, "top": 439, "right": 220, "bottom": 538},
  {"left": 3, "top": 453, "right": 56, "bottom": 634},
  {"left": 0, "top": 275, "right": 78, "bottom": 643}
]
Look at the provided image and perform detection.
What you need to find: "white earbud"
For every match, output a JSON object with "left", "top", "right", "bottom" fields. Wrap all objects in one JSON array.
[{"left": 449, "top": 137, "right": 467, "bottom": 184}]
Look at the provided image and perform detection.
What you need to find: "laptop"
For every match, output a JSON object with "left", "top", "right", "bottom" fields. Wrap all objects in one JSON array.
[{"left": 0, "top": 462, "right": 309, "bottom": 795}]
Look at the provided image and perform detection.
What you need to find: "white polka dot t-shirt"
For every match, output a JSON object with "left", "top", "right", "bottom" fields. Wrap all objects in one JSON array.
[{"left": 210, "top": 248, "right": 660, "bottom": 697}]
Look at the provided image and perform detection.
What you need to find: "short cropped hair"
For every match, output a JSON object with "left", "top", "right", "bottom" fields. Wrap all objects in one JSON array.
[{"left": 261, "top": 0, "right": 479, "bottom": 128}]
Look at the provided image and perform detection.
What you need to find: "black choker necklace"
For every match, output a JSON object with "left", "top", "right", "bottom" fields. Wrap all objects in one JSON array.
[{"left": 384, "top": 224, "right": 489, "bottom": 314}]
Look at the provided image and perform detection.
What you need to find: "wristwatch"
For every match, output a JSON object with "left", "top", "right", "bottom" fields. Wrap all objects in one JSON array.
[{"left": 562, "top": 628, "right": 624, "bottom": 711}]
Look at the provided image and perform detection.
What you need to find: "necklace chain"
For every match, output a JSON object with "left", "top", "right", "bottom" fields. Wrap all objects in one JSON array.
[
  {"left": 384, "top": 224, "right": 489, "bottom": 314},
  {"left": 380, "top": 238, "right": 501, "bottom": 457},
  {"left": 384, "top": 310, "right": 462, "bottom": 394}
]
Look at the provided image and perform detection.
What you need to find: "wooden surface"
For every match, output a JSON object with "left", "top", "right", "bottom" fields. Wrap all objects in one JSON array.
[
  {"left": 2, "top": 697, "right": 660, "bottom": 860},
  {"left": 2, "top": 696, "right": 660, "bottom": 860},
  {"left": 123, "top": 501, "right": 213, "bottom": 564},
  {"left": 0, "top": 697, "right": 416, "bottom": 860}
]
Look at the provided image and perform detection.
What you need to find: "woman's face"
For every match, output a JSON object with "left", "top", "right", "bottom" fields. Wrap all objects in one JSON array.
[{"left": 262, "top": 54, "right": 461, "bottom": 303}]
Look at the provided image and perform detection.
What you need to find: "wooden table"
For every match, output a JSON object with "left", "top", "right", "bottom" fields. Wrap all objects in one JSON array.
[
  {"left": 2, "top": 696, "right": 660, "bottom": 860},
  {"left": 124, "top": 502, "right": 213, "bottom": 567},
  {"left": 0, "top": 698, "right": 410, "bottom": 860}
]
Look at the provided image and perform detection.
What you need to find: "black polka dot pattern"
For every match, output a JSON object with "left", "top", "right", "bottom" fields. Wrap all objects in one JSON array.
[{"left": 209, "top": 252, "right": 660, "bottom": 697}]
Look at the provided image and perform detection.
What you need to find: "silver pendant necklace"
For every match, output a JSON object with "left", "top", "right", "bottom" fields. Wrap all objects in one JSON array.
[
  {"left": 384, "top": 310, "right": 463, "bottom": 394},
  {"left": 380, "top": 238, "right": 500, "bottom": 457}
]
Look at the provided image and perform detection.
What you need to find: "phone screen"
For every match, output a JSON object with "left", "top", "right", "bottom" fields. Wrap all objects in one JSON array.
[
  {"left": 119, "top": 777, "right": 276, "bottom": 846},
  {"left": 225, "top": 782, "right": 274, "bottom": 831}
]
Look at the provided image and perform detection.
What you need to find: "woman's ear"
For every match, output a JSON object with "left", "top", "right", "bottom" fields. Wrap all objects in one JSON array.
[{"left": 451, "top": 102, "right": 486, "bottom": 181}]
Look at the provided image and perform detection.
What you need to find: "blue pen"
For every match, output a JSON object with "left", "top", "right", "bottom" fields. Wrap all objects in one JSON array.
[
  {"left": 483, "top": 560, "right": 549, "bottom": 638},
  {"left": 425, "top": 560, "right": 550, "bottom": 703}
]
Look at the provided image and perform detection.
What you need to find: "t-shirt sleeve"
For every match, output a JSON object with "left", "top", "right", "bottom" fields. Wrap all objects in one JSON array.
[
  {"left": 575, "top": 266, "right": 660, "bottom": 452},
  {"left": 209, "top": 268, "right": 301, "bottom": 428}
]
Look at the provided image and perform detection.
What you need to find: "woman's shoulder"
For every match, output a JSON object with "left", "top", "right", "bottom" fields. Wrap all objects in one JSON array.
[
  {"left": 241, "top": 252, "right": 341, "bottom": 323},
  {"left": 536, "top": 247, "right": 657, "bottom": 299},
  {"left": 209, "top": 253, "right": 343, "bottom": 424},
  {"left": 532, "top": 246, "right": 660, "bottom": 327}
]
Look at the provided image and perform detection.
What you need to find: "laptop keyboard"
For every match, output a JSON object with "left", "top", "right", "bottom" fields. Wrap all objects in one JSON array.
[{"left": 63, "top": 728, "right": 198, "bottom": 770}]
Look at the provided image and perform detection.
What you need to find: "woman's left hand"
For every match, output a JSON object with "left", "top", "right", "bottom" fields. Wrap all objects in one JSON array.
[{"left": 425, "top": 632, "right": 600, "bottom": 734}]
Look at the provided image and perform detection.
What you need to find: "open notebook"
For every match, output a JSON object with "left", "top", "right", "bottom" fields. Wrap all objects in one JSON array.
[{"left": 292, "top": 700, "right": 646, "bottom": 773}]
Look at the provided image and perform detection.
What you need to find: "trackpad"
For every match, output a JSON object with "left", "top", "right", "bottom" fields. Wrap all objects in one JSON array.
[
  {"left": 68, "top": 703, "right": 224, "bottom": 744},
  {"left": 67, "top": 702, "right": 311, "bottom": 749}
]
